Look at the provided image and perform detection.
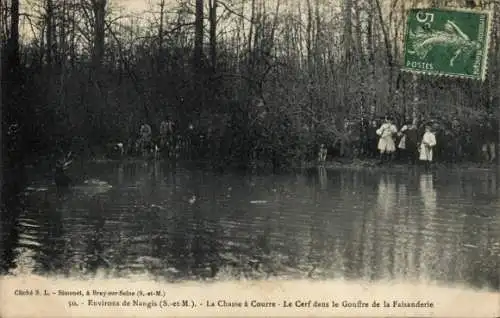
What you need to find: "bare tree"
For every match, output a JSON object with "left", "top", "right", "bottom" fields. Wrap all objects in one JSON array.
[
  {"left": 2, "top": 0, "right": 24, "bottom": 205},
  {"left": 4, "top": 0, "right": 500, "bottom": 165},
  {"left": 45, "top": 0, "right": 54, "bottom": 67},
  {"left": 209, "top": 0, "right": 217, "bottom": 73},
  {"left": 91, "top": 0, "right": 106, "bottom": 70}
]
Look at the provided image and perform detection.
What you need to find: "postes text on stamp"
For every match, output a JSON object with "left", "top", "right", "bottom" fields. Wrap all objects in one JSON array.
[{"left": 402, "top": 8, "right": 492, "bottom": 80}]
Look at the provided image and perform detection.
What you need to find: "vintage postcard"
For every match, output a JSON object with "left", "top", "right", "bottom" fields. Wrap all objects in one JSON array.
[{"left": 1, "top": 0, "right": 499, "bottom": 317}]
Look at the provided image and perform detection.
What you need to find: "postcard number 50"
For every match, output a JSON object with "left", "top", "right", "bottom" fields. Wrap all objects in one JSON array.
[{"left": 416, "top": 11, "right": 434, "bottom": 28}]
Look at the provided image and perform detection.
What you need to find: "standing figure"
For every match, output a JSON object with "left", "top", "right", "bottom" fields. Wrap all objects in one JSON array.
[
  {"left": 159, "top": 119, "right": 175, "bottom": 158},
  {"left": 406, "top": 123, "right": 419, "bottom": 164},
  {"left": 419, "top": 125, "right": 437, "bottom": 170},
  {"left": 318, "top": 144, "right": 328, "bottom": 165},
  {"left": 397, "top": 124, "right": 408, "bottom": 162},
  {"left": 376, "top": 117, "right": 398, "bottom": 163},
  {"left": 398, "top": 121, "right": 419, "bottom": 164},
  {"left": 481, "top": 115, "right": 497, "bottom": 163},
  {"left": 136, "top": 123, "right": 153, "bottom": 158},
  {"left": 367, "top": 120, "right": 379, "bottom": 158}
]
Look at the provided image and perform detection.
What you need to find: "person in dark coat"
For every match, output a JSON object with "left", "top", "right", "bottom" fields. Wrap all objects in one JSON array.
[
  {"left": 398, "top": 121, "right": 419, "bottom": 164},
  {"left": 482, "top": 114, "right": 498, "bottom": 163},
  {"left": 367, "top": 120, "right": 379, "bottom": 158}
]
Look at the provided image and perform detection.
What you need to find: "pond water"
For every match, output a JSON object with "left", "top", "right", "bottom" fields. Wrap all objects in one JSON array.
[{"left": 4, "top": 162, "right": 500, "bottom": 291}]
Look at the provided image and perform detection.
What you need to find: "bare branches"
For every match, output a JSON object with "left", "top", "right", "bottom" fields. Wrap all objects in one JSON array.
[
  {"left": 4, "top": 0, "right": 500, "bottom": 158},
  {"left": 217, "top": 0, "right": 251, "bottom": 23}
]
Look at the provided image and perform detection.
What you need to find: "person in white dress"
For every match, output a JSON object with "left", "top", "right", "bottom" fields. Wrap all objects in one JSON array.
[
  {"left": 376, "top": 117, "right": 398, "bottom": 163},
  {"left": 419, "top": 125, "right": 437, "bottom": 169},
  {"left": 318, "top": 144, "right": 327, "bottom": 164}
]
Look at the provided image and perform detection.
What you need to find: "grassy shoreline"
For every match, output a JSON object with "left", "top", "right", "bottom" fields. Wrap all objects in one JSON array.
[
  {"left": 24, "top": 156, "right": 500, "bottom": 177},
  {"left": 308, "top": 158, "right": 500, "bottom": 171}
]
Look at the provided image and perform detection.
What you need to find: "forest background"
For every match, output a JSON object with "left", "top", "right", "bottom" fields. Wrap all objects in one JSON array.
[{"left": 2, "top": 0, "right": 500, "bottom": 177}]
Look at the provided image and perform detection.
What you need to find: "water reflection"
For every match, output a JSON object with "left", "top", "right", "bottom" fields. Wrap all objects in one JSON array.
[
  {"left": 5, "top": 163, "right": 500, "bottom": 291},
  {"left": 418, "top": 173, "right": 438, "bottom": 281},
  {"left": 318, "top": 166, "right": 327, "bottom": 190},
  {"left": 393, "top": 180, "right": 409, "bottom": 278},
  {"left": 419, "top": 173, "right": 436, "bottom": 214},
  {"left": 117, "top": 164, "right": 124, "bottom": 185}
]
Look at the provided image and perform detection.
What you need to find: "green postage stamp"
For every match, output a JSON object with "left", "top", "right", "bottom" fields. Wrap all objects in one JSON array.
[{"left": 402, "top": 7, "right": 492, "bottom": 80}]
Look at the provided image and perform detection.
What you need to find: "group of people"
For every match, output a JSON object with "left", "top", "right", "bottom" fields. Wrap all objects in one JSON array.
[
  {"left": 123, "top": 112, "right": 496, "bottom": 169},
  {"left": 126, "top": 119, "right": 178, "bottom": 159},
  {"left": 374, "top": 117, "right": 437, "bottom": 168},
  {"left": 316, "top": 116, "right": 441, "bottom": 168}
]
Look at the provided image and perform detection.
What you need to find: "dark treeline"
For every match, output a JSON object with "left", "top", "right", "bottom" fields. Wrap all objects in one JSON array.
[{"left": 2, "top": 0, "right": 500, "bottom": 172}]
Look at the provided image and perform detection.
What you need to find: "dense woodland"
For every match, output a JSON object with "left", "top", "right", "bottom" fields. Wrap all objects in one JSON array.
[{"left": 2, "top": 0, "right": 500, "bottom": 174}]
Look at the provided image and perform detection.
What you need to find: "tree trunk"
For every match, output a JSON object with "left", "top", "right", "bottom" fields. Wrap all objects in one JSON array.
[
  {"left": 1, "top": 0, "right": 24, "bottom": 274},
  {"left": 247, "top": 0, "right": 255, "bottom": 63},
  {"left": 341, "top": 0, "right": 353, "bottom": 124},
  {"left": 57, "top": 0, "right": 68, "bottom": 66},
  {"left": 46, "top": 0, "right": 53, "bottom": 67},
  {"left": 353, "top": 0, "right": 363, "bottom": 62},
  {"left": 494, "top": 5, "right": 500, "bottom": 165},
  {"left": 367, "top": 0, "right": 376, "bottom": 117},
  {"left": 306, "top": 0, "right": 312, "bottom": 73},
  {"left": 314, "top": 0, "right": 321, "bottom": 59},
  {"left": 193, "top": 0, "right": 204, "bottom": 116},
  {"left": 374, "top": 0, "right": 394, "bottom": 103},
  {"left": 209, "top": 0, "right": 217, "bottom": 74},
  {"left": 343, "top": 0, "right": 353, "bottom": 67},
  {"left": 194, "top": 0, "right": 204, "bottom": 70},
  {"left": 3, "top": 0, "right": 20, "bottom": 132},
  {"left": 91, "top": 0, "right": 106, "bottom": 70},
  {"left": 158, "top": 0, "right": 165, "bottom": 57},
  {"left": 88, "top": 0, "right": 107, "bottom": 145}
]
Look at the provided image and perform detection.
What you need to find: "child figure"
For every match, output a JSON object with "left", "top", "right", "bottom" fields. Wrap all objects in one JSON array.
[
  {"left": 318, "top": 144, "right": 328, "bottom": 165},
  {"left": 376, "top": 117, "right": 398, "bottom": 163},
  {"left": 419, "top": 125, "right": 437, "bottom": 169}
]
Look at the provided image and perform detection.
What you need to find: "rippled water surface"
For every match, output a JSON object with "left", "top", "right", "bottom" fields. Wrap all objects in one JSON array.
[{"left": 4, "top": 162, "right": 500, "bottom": 290}]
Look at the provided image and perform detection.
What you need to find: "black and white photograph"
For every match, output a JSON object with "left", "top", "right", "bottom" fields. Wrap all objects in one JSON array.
[{"left": 1, "top": 0, "right": 499, "bottom": 316}]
